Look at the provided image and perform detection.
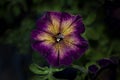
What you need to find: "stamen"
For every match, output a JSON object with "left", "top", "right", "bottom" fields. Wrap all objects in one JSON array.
[
  {"left": 55, "top": 33, "right": 64, "bottom": 42},
  {"left": 57, "top": 38, "right": 60, "bottom": 42}
]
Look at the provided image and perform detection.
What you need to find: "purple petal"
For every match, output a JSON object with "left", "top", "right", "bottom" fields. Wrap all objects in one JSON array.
[
  {"left": 31, "top": 29, "right": 54, "bottom": 56},
  {"left": 36, "top": 13, "right": 51, "bottom": 32},
  {"left": 59, "top": 36, "right": 88, "bottom": 66},
  {"left": 76, "top": 36, "right": 89, "bottom": 53},
  {"left": 88, "top": 65, "right": 99, "bottom": 73},
  {"left": 57, "top": 40, "right": 87, "bottom": 66},
  {"left": 61, "top": 12, "right": 75, "bottom": 21},
  {"left": 60, "top": 12, "right": 85, "bottom": 35},
  {"left": 32, "top": 41, "right": 53, "bottom": 57},
  {"left": 36, "top": 11, "right": 61, "bottom": 35},
  {"left": 64, "top": 34, "right": 88, "bottom": 59},
  {"left": 31, "top": 29, "right": 43, "bottom": 41},
  {"left": 31, "top": 30, "right": 39, "bottom": 40},
  {"left": 97, "top": 58, "right": 113, "bottom": 67},
  {"left": 48, "top": 11, "right": 61, "bottom": 19},
  {"left": 31, "top": 29, "right": 54, "bottom": 42},
  {"left": 72, "top": 15, "right": 85, "bottom": 34},
  {"left": 46, "top": 52, "right": 59, "bottom": 66},
  {"left": 59, "top": 52, "right": 73, "bottom": 66},
  {"left": 46, "top": 42, "right": 76, "bottom": 66},
  {"left": 46, "top": 43, "right": 73, "bottom": 66},
  {"left": 46, "top": 51, "right": 73, "bottom": 66}
]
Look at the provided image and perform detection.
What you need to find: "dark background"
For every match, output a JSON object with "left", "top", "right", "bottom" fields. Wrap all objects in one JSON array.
[{"left": 0, "top": 0, "right": 120, "bottom": 80}]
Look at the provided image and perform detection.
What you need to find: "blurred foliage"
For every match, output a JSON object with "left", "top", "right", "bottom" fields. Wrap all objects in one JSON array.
[{"left": 0, "top": 0, "right": 120, "bottom": 80}]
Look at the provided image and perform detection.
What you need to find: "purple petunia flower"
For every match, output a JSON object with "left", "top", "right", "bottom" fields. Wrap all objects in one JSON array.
[
  {"left": 87, "top": 58, "right": 120, "bottom": 80},
  {"left": 31, "top": 11, "right": 88, "bottom": 66}
]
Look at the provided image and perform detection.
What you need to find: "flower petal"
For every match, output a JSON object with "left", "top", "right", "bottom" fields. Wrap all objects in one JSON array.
[
  {"left": 97, "top": 58, "right": 113, "bottom": 67},
  {"left": 36, "top": 12, "right": 61, "bottom": 35},
  {"left": 46, "top": 43, "right": 73, "bottom": 66},
  {"left": 48, "top": 12, "right": 61, "bottom": 34},
  {"left": 60, "top": 12, "right": 85, "bottom": 36},
  {"left": 59, "top": 53, "right": 73, "bottom": 66},
  {"left": 36, "top": 13, "right": 51, "bottom": 32},
  {"left": 88, "top": 65, "right": 99, "bottom": 73},
  {"left": 31, "top": 30, "right": 55, "bottom": 57},
  {"left": 71, "top": 15, "right": 85, "bottom": 34},
  {"left": 58, "top": 43, "right": 73, "bottom": 66},
  {"left": 46, "top": 50, "right": 59, "bottom": 66},
  {"left": 31, "top": 30, "right": 54, "bottom": 44},
  {"left": 63, "top": 34, "right": 88, "bottom": 59},
  {"left": 32, "top": 41, "right": 53, "bottom": 56}
]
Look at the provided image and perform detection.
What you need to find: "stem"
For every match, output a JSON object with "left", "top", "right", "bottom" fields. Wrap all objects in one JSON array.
[
  {"left": 72, "top": 64, "right": 88, "bottom": 73},
  {"left": 47, "top": 66, "right": 55, "bottom": 80},
  {"left": 107, "top": 42, "right": 113, "bottom": 57}
]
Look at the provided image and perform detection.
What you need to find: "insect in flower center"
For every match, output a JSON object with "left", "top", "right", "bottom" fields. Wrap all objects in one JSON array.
[{"left": 55, "top": 33, "right": 64, "bottom": 42}]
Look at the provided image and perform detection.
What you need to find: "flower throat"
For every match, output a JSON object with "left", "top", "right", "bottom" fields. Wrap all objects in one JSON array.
[{"left": 55, "top": 33, "right": 64, "bottom": 42}]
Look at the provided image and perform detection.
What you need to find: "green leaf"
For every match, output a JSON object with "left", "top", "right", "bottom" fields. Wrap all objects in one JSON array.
[
  {"left": 72, "top": 65, "right": 87, "bottom": 73},
  {"left": 85, "top": 28, "right": 99, "bottom": 40},
  {"left": 83, "top": 12, "right": 96, "bottom": 26},
  {"left": 30, "top": 76, "right": 46, "bottom": 80},
  {"left": 30, "top": 75, "right": 55, "bottom": 80},
  {"left": 29, "top": 64, "right": 49, "bottom": 75},
  {"left": 85, "top": 23, "right": 105, "bottom": 40},
  {"left": 13, "top": 5, "right": 21, "bottom": 16}
]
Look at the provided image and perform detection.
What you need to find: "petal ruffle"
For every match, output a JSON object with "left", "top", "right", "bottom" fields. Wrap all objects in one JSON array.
[
  {"left": 63, "top": 34, "right": 88, "bottom": 59},
  {"left": 97, "top": 58, "right": 113, "bottom": 67},
  {"left": 60, "top": 12, "right": 85, "bottom": 36},
  {"left": 32, "top": 41, "right": 52, "bottom": 56},
  {"left": 31, "top": 30, "right": 54, "bottom": 44},
  {"left": 36, "top": 12, "right": 61, "bottom": 35},
  {"left": 31, "top": 29, "right": 55, "bottom": 56}
]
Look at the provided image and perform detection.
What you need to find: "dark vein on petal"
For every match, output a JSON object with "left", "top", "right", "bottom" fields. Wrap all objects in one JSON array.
[
  {"left": 52, "top": 43, "right": 60, "bottom": 66},
  {"left": 59, "top": 13, "right": 64, "bottom": 33},
  {"left": 41, "top": 30, "right": 54, "bottom": 36},
  {"left": 56, "top": 43, "right": 60, "bottom": 66},
  {"left": 62, "top": 16, "right": 82, "bottom": 34},
  {"left": 49, "top": 13, "right": 60, "bottom": 34},
  {"left": 64, "top": 39, "right": 79, "bottom": 49},
  {"left": 58, "top": 46, "right": 60, "bottom": 66},
  {"left": 41, "top": 12, "right": 57, "bottom": 35}
]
